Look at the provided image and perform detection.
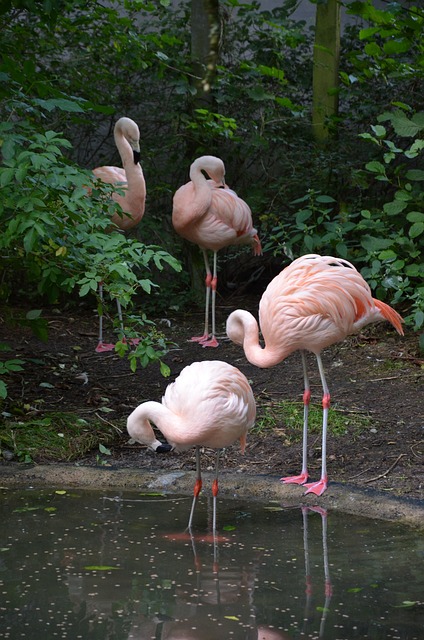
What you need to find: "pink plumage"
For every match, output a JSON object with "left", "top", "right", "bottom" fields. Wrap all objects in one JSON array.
[
  {"left": 127, "top": 360, "right": 256, "bottom": 530},
  {"left": 226, "top": 254, "right": 404, "bottom": 495},
  {"left": 93, "top": 117, "right": 146, "bottom": 230},
  {"left": 172, "top": 155, "right": 262, "bottom": 347}
]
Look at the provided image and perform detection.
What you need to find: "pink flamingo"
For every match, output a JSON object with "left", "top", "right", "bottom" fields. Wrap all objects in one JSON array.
[
  {"left": 92, "top": 117, "right": 146, "bottom": 352},
  {"left": 226, "top": 253, "right": 404, "bottom": 496},
  {"left": 172, "top": 155, "right": 262, "bottom": 347},
  {"left": 126, "top": 360, "right": 256, "bottom": 531}
]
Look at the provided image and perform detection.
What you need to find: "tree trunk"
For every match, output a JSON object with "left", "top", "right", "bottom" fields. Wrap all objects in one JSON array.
[
  {"left": 191, "top": 0, "right": 220, "bottom": 103},
  {"left": 187, "top": 0, "right": 221, "bottom": 299},
  {"left": 312, "top": 0, "right": 341, "bottom": 142}
]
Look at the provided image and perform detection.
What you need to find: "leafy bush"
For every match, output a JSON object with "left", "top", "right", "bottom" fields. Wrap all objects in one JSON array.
[{"left": 0, "top": 99, "right": 181, "bottom": 372}]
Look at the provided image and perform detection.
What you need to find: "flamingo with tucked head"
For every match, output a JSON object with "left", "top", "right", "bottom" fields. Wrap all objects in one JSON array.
[
  {"left": 92, "top": 117, "right": 146, "bottom": 352},
  {"left": 126, "top": 359, "right": 256, "bottom": 531},
  {"left": 172, "top": 155, "right": 262, "bottom": 347},
  {"left": 226, "top": 254, "right": 404, "bottom": 496}
]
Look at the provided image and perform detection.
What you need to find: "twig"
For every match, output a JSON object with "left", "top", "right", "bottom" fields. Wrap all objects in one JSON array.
[
  {"left": 349, "top": 467, "right": 373, "bottom": 480},
  {"left": 410, "top": 441, "right": 423, "bottom": 459},
  {"left": 364, "top": 454, "right": 405, "bottom": 484},
  {"left": 94, "top": 412, "right": 122, "bottom": 434}
]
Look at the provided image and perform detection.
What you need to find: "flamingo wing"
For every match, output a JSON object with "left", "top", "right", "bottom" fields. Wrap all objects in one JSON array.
[
  {"left": 93, "top": 166, "right": 127, "bottom": 185},
  {"left": 162, "top": 361, "right": 256, "bottom": 450}
]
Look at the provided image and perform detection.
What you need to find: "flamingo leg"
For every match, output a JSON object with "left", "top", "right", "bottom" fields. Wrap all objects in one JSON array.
[
  {"left": 96, "top": 282, "right": 115, "bottom": 352},
  {"left": 211, "top": 449, "right": 221, "bottom": 533},
  {"left": 116, "top": 299, "right": 141, "bottom": 347},
  {"left": 303, "top": 353, "right": 329, "bottom": 496},
  {"left": 190, "top": 249, "right": 212, "bottom": 344},
  {"left": 188, "top": 446, "right": 202, "bottom": 530},
  {"left": 281, "top": 350, "right": 310, "bottom": 485},
  {"left": 201, "top": 250, "right": 219, "bottom": 348}
]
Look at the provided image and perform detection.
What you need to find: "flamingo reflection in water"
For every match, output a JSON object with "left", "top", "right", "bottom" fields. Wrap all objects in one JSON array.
[
  {"left": 156, "top": 508, "right": 332, "bottom": 639},
  {"left": 301, "top": 506, "right": 332, "bottom": 638}
]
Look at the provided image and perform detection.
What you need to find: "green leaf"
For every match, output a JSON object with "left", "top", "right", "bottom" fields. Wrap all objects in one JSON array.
[
  {"left": 0, "top": 380, "right": 7, "bottom": 399},
  {"left": 296, "top": 209, "right": 312, "bottom": 225},
  {"left": 370, "top": 124, "right": 386, "bottom": 138},
  {"left": 365, "top": 161, "right": 385, "bottom": 174},
  {"left": 359, "top": 27, "right": 380, "bottom": 40},
  {"left": 83, "top": 566, "right": 119, "bottom": 571},
  {"left": 390, "top": 113, "right": 423, "bottom": 137},
  {"left": 316, "top": 195, "right": 336, "bottom": 203},
  {"left": 26, "top": 309, "right": 42, "bottom": 320},
  {"left": 0, "top": 168, "right": 15, "bottom": 187},
  {"left": 361, "top": 236, "right": 394, "bottom": 252},
  {"left": 405, "top": 169, "right": 424, "bottom": 181},
  {"left": 364, "top": 42, "right": 381, "bottom": 56},
  {"left": 406, "top": 211, "right": 424, "bottom": 223},
  {"left": 383, "top": 200, "right": 407, "bottom": 215},
  {"left": 160, "top": 361, "right": 171, "bottom": 378},
  {"left": 247, "top": 86, "right": 275, "bottom": 101},
  {"left": 393, "top": 600, "right": 418, "bottom": 609},
  {"left": 409, "top": 222, "right": 424, "bottom": 238},
  {"left": 99, "top": 444, "right": 111, "bottom": 455},
  {"left": 383, "top": 39, "right": 411, "bottom": 55}
]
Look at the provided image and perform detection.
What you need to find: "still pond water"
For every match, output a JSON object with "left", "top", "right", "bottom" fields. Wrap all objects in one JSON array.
[{"left": 0, "top": 488, "right": 422, "bottom": 640}]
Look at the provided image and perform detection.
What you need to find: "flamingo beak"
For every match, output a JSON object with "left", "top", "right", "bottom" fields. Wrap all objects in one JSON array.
[{"left": 155, "top": 443, "right": 173, "bottom": 453}]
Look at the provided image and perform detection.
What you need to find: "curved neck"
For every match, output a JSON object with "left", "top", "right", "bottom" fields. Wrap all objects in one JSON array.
[
  {"left": 127, "top": 401, "right": 174, "bottom": 447},
  {"left": 114, "top": 131, "right": 145, "bottom": 215},
  {"left": 189, "top": 159, "right": 208, "bottom": 188},
  {"left": 229, "top": 310, "right": 289, "bottom": 368}
]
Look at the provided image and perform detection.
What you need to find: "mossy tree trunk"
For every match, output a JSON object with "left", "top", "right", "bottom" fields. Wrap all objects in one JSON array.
[
  {"left": 312, "top": 0, "right": 341, "bottom": 142},
  {"left": 187, "top": 0, "right": 221, "bottom": 300}
]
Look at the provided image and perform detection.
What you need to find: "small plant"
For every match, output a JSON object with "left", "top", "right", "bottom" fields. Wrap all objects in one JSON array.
[
  {"left": 0, "top": 343, "right": 25, "bottom": 400},
  {"left": 96, "top": 443, "right": 112, "bottom": 466}
]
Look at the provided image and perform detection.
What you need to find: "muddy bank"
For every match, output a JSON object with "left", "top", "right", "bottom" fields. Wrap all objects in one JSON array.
[{"left": 1, "top": 463, "right": 423, "bottom": 529}]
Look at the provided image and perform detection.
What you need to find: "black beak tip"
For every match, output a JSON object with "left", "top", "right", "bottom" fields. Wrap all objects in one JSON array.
[
  {"left": 156, "top": 443, "right": 173, "bottom": 454},
  {"left": 133, "top": 150, "right": 141, "bottom": 164}
]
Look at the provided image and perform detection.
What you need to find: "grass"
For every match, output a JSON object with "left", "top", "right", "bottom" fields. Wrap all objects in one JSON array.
[
  {"left": 0, "top": 412, "right": 119, "bottom": 463},
  {"left": 253, "top": 398, "right": 372, "bottom": 445}
]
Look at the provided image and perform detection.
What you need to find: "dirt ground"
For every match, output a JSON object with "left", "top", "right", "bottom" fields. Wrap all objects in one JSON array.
[{"left": 1, "top": 291, "right": 423, "bottom": 506}]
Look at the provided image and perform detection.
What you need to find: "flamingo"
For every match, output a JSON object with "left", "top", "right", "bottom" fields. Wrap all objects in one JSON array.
[
  {"left": 92, "top": 116, "right": 146, "bottom": 352},
  {"left": 126, "top": 359, "right": 256, "bottom": 530},
  {"left": 226, "top": 253, "right": 404, "bottom": 496},
  {"left": 172, "top": 155, "right": 262, "bottom": 347}
]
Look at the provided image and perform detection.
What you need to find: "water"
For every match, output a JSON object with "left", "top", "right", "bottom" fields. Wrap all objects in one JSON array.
[{"left": 0, "top": 488, "right": 422, "bottom": 640}]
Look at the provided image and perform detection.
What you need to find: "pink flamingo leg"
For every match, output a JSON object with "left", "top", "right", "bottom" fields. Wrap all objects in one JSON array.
[
  {"left": 96, "top": 283, "right": 115, "bottom": 352},
  {"left": 192, "top": 249, "right": 219, "bottom": 347},
  {"left": 211, "top": 449, "right": 221, "bottom": 532},
  {"left": 188, "top": 447, "right": 203, "bottom": 530},
  {"left": 201, "top": 255, "right": 219, "bottom": 347},
  {"left": 190, "top": 250, "right": 212, "bottom": 343},
  {"left": 281, "top": 351, "right": 310, "bottom": 485},
  {"left": 96, "top": 288, "right": 134, "bottom": 352},
  {"left": 304, "top": 353, "right": 329, "bottom": 496}
]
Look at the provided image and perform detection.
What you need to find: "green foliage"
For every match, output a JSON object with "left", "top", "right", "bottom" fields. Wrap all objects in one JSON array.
[
  {"left": 0, "top": 343, "right": 25, "bottom": 400},
  {"left": 0, "top": 412, "right": 116, "bottom": 463},
  {"left": 0, "top": 99, "right": 181, "bottom": 374},
  {"left": 353, "top": 108, "right": 424, "bottom": 329},
  {"left": 264, "top": 106, "right": 424, "bottom": 329}
]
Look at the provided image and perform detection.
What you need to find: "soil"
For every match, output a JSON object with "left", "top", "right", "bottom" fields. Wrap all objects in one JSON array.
[{"left": 1, "top": 292, "right": 423, "bottom": 509}]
